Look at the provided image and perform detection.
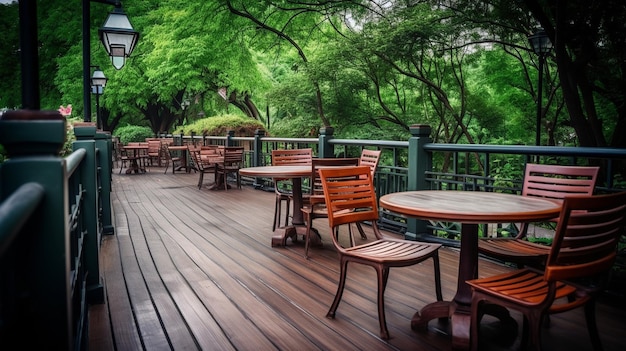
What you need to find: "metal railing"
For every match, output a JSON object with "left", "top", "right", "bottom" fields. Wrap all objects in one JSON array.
[{"left": 0, "top": 116, "right": 112, "bottom": 350}]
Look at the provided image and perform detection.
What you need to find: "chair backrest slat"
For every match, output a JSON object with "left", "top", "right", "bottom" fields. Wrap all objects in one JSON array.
[
  {"left": 522, "top": 164, "right": 599, "bottom": 200},
  {"left": 319, "top": 166, "right": 378, "bottom": 229},
  {"left": 272, "top": 148, "right": 313, "bottom": 166},
  {"left": 545, "top": 191, "right": 626, "bottom": 282},
  {"left": 359, "top": 149, "right": 381, "bottom": 176},
  {"left": 310, "top": 158, "right": 360, "bottom": 196}
]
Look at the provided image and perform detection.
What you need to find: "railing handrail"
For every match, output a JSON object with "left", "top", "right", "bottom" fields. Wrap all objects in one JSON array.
[
  {"left": 0, "top": 182, "right": 45, "bottom": 256},
  {"left": 424, "top": 143, "right": 626, "bottom": 158},
  {"left": 65, "top": 148, "right": 87, "bottom": 176}
]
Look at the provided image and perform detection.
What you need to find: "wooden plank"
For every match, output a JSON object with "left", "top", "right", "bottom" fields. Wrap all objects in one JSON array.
[{"left": 89, "top": 168, "right": 626, "bottom": 351}]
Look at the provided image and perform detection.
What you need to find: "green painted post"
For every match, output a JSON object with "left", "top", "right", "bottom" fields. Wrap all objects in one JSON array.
[
  {"left": 0, "top": 110, "right": 73, "bottom": 349},
  {"left": 95, "top": 130, "right": 114, "bottom": 235},
  {"left": 406, "top": 124, "right": 433, "bottom": 240},
  {"left": 318, "top": 126, "right": 334, "bottom": 158},
  {"left": 72, "top": 124, "right": 104, "bottom": 304},
  {"left": 226, "top": 130, "right": 235, "bottom": 146},
  {"left": 253, "top": 129, "right": 265, "bottom": 167}
]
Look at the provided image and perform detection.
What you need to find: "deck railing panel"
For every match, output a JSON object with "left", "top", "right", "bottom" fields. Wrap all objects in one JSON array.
[{"left": 0, "top": 114, "right": 109, "bottom": 350}]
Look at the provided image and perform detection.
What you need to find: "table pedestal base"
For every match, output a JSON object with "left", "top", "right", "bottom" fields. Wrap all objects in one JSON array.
[
  {"left": 412, "top": 300, "right": 513, "bottom": 350},
  {"left": 271, "top": 225, "right": 322, "bottom": 248}
]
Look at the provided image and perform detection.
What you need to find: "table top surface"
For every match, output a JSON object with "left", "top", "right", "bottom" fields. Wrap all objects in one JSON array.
[
  {"left": 123, "top": 145, "right": 149, "bottom": 149},
  {"left": 239, "top": 165, "right": 311, "bottom": 178},
  {"left": 379, "top": 190, "right": 562, "bottom": 224}
]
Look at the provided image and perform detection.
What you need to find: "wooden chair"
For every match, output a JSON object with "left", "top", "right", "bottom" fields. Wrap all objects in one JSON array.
[
  {"left": 318, "top": 166, "right": 443, "bottom": 340},
  {"left": 354, "top": 149, "right": 382, "bottom": 239},
  {"left": 163, "top": 144, "right": 184, "bottom": 174},
  {"left": 147, "top": 140, "right": 162, "bottom": 166},
  {"left": 216, "top": 146, "right": 244, "bottom": 190},
  {"left": 301, "top": 157, "right": 360, "bottom": 258},
  {"left": 468, "top": 191, "right": 626, "bottom": 351},
  {"left": 478, "top": 164, "right": 599, "bottom": 267},
  {"left": 271, "top": 149, "right": 313, "bottom": 231},
  {"left": 188, "top": 146, "right": 218, "bottom": 189}
]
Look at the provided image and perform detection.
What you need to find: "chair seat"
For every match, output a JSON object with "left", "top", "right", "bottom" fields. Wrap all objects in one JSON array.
[
  {"left": 345, "top": 239, "right": 441, "bottom": 264},
  {"left": 478, "top": 238, "right": 550, "bottom": 265},
  {"left": 467, "top": 269, "right": 578, "bottom": 308}
]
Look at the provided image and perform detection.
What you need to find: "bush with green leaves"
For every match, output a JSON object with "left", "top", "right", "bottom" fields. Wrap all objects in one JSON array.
[
  {"left": 114, "top": 125, "right": 154, "bottom": 144},
  {"left": 173, "top": 114, "right": 264, "bottom": 137}
]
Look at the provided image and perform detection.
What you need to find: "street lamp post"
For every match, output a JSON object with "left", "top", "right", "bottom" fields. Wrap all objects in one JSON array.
[
  {"left": 83, "top": 0, "right": 139, "bottom": 123},
  {"left": 528, "top": 29, "right": 553, "bottom": 146},
  {"left": 91, "top": 68, "right": 108, "bottom": 129}
]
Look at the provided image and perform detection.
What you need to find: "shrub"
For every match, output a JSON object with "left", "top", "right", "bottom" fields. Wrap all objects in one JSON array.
[
  {"left": 173, "top": 114, "right": 264, "bottom": 136},
  {"left": 114, "top": 125, "right": 154, "bottom": 144}
]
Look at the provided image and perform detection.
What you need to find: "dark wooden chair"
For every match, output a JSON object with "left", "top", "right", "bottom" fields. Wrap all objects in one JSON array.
[
  {"left": 301, "top": 157, "right": 360, "bottom": 258},
  {"left": 468, "top": 191, "right": 626, "bottom": 351},
  {"left": 216, "top": 146, "right": 244, "bottom": 190},
  {"left": 318, "top": 165, "right": 443, "bottom": 340},
  {"left": 147, "top": 140, "right": 162, "bottom": 166},
  {"left": 271, "top": 148, "right": 312, "bottom": 231},
  {"left": 189, "top": 146, "right": 218, "bottom": 189},
  {"left": 353, "top": 149, "right": 382, "bottom": 240},
  {"left": 478, "top": 164, "right": 599, "bottom": 267},
  {"left": 163, "top": 144, "right": 184, "bottom": 174}
]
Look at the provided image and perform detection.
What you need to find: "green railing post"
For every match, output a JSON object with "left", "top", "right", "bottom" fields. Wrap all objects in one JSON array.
[
  {"left": 226, "top": 130, "right": 235, "bottom": 146},
  {"left": 73, "top": 124, "right": 104, "bottom": 304},
  {"left": 406, "top": 124, "right": 433, "bottom": 240},
  {"left": 318, "top": 126, "right": 334, "bottom": 158},
  {"left": 0, "top": 110, "right": 73, "bottom": 349},
  {"left": 95, "top": 130, "right": 114, "bottom": 235},
  {"left": 253, "top": 129, "right": 265, "bottom": 167}
]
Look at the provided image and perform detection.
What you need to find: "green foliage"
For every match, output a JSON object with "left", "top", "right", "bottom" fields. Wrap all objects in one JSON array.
[
  {"left": 172, "top": 114, "right": 264, "bottom": 136},
  {"left": 269, "top": 115, "right": 319, "bottom": 138},
  {"left": 114, "top": 125, "right": 154, "bottom": 144}
]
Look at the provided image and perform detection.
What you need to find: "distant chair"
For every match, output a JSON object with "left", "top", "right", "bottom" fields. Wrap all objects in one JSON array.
[
  {"left": 190, "top": 146, "right": 219, "bottom": 189},
  {"left": 468, "top": 191, "right": 626, "bottom": 351},
  {"left": 271, "top": 149, "right": 313, "bottom": 231},
  {"left": 216, "top": 146, "right": 244, "bottom": 190},
  {"left": 478, "top": 163, "right": 599, "bottom": 267},
  {"left": 319, "top": 165, "right": 442, "bottom": 340},
  {"left": 354, "top": 149, "right": 382, "bottom": 240},
  {"left": 147, "top": 140, "right": 162, "bottom": 166},
  {"left": 163, "top": 144, "right": 184, "bottom": 174},
  {"left": 301, "top": 157, "right": 360, "bottom": 258}
]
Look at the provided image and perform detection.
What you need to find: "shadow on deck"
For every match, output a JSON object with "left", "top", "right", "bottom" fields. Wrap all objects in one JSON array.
[{"left": 88, "top": 167, "right": 625, "bottom": 351}]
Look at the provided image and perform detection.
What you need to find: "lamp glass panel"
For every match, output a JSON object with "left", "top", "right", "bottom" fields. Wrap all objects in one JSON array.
[{"left": 111, "top": 56, "right": 125, "bottom": 70}]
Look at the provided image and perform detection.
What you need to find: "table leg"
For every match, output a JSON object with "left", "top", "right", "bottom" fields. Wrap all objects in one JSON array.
[
  {"left": 411, "top": 223, "right": 479, "bottom": 350},
  {"left": 271, "top": 177, "right": 321, "bottom": 247}
]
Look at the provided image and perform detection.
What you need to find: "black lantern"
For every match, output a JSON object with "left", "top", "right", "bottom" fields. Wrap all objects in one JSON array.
[
  {"left": 528, "top": 29, "right": 553, "bottom": 56},
  {"left": 98, "top": 7, "right": 140, "bottom": 70},
  {"left": 91, "top": 69, "right": 108, "bottom": 88}
]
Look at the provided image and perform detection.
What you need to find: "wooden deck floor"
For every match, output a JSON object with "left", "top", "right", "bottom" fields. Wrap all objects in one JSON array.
[{"left": 89, "top": 167, "right": 625, "bottom": 351}]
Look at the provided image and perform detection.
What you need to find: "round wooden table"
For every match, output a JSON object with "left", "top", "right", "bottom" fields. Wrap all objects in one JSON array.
[
  {"left": 239, "top": 165, "right": 312, "bottom": 246},
  {"left": 122, "top": 145, "right": 149, "bottom": 174},
  {"left": 379, "top": 190, "right": 562, "bottom": 350}
]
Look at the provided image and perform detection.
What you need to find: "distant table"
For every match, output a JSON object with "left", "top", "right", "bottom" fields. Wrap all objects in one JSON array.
[
  {"left": 123, "top": 145, "right": 149, "bottom": 174},
  {"left": 239, "top": 165, "right": 312, "bottom": 246},
  {"left": 379, "top": 190, "right": 562, "bottom": 350}
]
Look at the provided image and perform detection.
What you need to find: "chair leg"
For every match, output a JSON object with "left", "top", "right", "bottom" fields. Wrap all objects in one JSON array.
[
  {"left": 583, "top": 300, "right": 603, "bottom": 351},
  {"left": 355, "top": 222, "right": 368, "bottom": 240},
  {"left": 273, "top": 195, "right": 281, "bottom": 231},
  {"left": 304, "top": 212, "right": 312, "bottom": 259},
  {"left": 198, "top": 172, "right": 204, "bottom": 189},
  {"left": 327, "top": 258, "right": 349, "bottom": 319},
  {"left": 377, "top": 266, "right": 390, "bottom": 339},
  {"left": 432, "top": 254, "right": 443, "bottom": 301}
]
